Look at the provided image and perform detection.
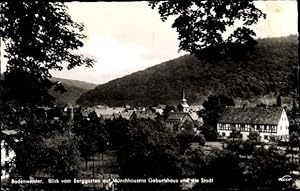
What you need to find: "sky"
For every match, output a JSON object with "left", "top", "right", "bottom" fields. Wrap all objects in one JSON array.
[{"left": 0, "top": 1, "right": 298, "bottom": 84}]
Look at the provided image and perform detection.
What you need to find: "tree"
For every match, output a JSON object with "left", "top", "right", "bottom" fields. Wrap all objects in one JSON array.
[
  {"left": 290, "top": 99, "right": 298, "bottom": 120},
  {"left": 175, "top": 121, "right": 205, "bottom": 154},
  {"left": 96, "top": 127, "right": 109, "bottom": 160},
  {"left": 41, "top": 131, "right": 81, "bottom": 178},
  {"left": 205, "top": 149, "right": 245, "bottom": 189},
  {"left": 118, "top": 119, "right": 181, "bottom": 178},
  {"left": 2, "top": 106, "right": 81, "bottom": 179},
  {"left": 246, "top": 146, "right": 294, "bottom": 189},
  {"left": 73, "top": 115, "right": 99, "bottom": 169},
  {"left": 287, "top": 131, "right": 300, "bottom": 169},
  {"left": 229, "top": 125, "right": 241, "bottom": 141},
  {"left": 0, "top": 2, "right": 94, "bottom": 105},
  {"left": 149, "top": 1, "right": 266, "bottom": 59},
  {"left": 239, "top": 139, "right": 255, "bottom": 159},
  {"left": 276, "top": 94, "right": 282, "bottom": 107},
  {"left": 199, "top": 94, "right": 235, "bottom": 140},
  {"left": 105, "top": 118, "right": 129, "bottom": 149},
  {"left": 180, "top": 147, "right": 206, "bottom": 178},
  {"left": 162, "top": 105, "right": 177, "bottom": 120},
  {"left": 248, "top": 131, "right": 260, "bottom": 143}
]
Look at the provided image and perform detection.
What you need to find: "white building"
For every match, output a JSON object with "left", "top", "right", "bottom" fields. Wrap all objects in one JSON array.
[
  {"left": 217, "top": 107, "right": 289, "bottom": 142},
  {"left": 1, "top": 129, "right": 18, "bottom": 183}
]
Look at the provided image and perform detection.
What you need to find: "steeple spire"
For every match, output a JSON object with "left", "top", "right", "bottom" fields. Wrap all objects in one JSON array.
[
  {"left": 181, "top": 88, "right": 187, "bottom": 102},
  {"left": 178, "top": 89, "right": 189, "bottom": 112}
]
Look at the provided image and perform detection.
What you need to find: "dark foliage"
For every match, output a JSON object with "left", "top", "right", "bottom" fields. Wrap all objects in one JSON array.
[
  {"left": 73, "top": 113, "right": 109, "bottom": 168},
  {"left": 118, "top": 119, "right": 181, "bottom": 179},
  {"left": 104, "top": 118, "right": 129, "bottom": 149},
  {"left": 0, "top": 2, "right": 94, "bottom": 106},
  {"left": 200, "top": 94, "right": 235, "bottom": 141},
  {"left": 0, "top": 105, "right": 81, "bottom": 179},
  {"left": 149, "top": 1, "right": 266, "bottom": 59}
]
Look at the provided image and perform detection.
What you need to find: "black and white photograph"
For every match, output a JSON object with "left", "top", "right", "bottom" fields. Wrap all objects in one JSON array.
[{"left": 0, "top": 1, "right": 299, "bottom": 190}]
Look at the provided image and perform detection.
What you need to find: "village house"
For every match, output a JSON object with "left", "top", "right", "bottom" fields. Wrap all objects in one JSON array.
[
  {"left": 165, "top": 90, "right": 196, "bottom": 129},
  {"left": 217, "top": 107, "right": 289, "bottom": 142},
  {"left": 119, "top": 111, "right": 134, "bottom": 120},
  {"left": 166, "top": 112, "right": 194, "bottom": 128},
  {"left": 1, "top": 129, "right": 18, "bottom": 184},
  {"left": 129, "top": 110, "right": 156, "bottom": 121},
  {"left": 81, "top": 107, "right": 126, "bottom": 120}
]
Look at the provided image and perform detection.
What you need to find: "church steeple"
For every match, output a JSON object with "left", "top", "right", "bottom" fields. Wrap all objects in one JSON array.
[
  {"left": 178, "top": 89, "right": 189, "bottom": 112},
  {"left": 182, "top": 89, "right": 186, "bottom": 100},
  {"left": 180, "top": 89, "right": 187, "bottom": 103}
]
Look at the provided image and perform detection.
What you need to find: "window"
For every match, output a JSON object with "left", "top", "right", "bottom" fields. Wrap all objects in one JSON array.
[
  {"left": 271, "top": 125, "right": 277, "bottom": 133},
  {"left": 222, "top": 132, "right": 225, "bottom": 137},
  {"left": 280, "top": 126, "right": 282, "bottom": 130},
  {"left": 264, "top": 135, "right": 268, "bottom": 140},
  {"left": 256, "top": 126, "right": 260, "bottom": 131}
]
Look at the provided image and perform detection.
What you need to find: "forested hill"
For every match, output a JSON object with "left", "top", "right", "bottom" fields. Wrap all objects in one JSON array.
[
  {"left": 51, "top": 77, "right": 97, "bottom": 90},
  {"left": 0, "top": 75, "right": 96, "bottom": 106},
  {"left": 77, "top": 35, "right": 298, "bottom": 106},
  {"left": 50, "top": 77, "right": 96, "bottom": 106}
]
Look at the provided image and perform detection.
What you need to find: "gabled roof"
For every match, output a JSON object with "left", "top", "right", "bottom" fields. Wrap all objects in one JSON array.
[
  {"left": 94, "top": 108, "right": 124, "bottom": 118},
  {"left": 218, "top": 107, "right": 284, "bottom": 125},
  {"left": 130, "top": 111, "right": 156, "bottom": 120},
  {"left": 166, "top": 112, "right": 193, "bottom": 122},
  {"left": 120, "top": 111, "right": 134, "bottom": 120},
  {"left": 101, "top": 114, "right": 113, "bottom": 120}
]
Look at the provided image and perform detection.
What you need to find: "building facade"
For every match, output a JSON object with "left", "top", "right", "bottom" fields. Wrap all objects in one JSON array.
[
  {"left": 166, "top": 90, "right": 196, "bottom": 128},
  {"left": 1, "top": 130, "right": 18, "bottom": 183},
  {"left": 217, "top": 107, "right": 289, "bottom": 142}
]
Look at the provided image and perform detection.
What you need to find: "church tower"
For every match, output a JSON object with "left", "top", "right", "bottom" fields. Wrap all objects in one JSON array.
[{"left": 177, "top": 89, "right": 189, "bottom": 113}]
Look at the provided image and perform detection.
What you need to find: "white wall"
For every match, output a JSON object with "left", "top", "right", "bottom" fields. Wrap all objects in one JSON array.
[
  {"left": 1, "top": 140, "right": 16, "bottom": 182},
  {"left": 217, "top": 109, "right": 290, "bottom": 142},
  {"left": 277, "top": 109, "right": 289, "bottom": 136}
]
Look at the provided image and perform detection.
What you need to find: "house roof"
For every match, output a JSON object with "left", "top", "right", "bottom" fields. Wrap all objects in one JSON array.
[
  {"left": 218, "top": 107, "right": 284, "bottom": 125},
  {"left": 113, "top": 113, "right": 121, "bottom": 119},
  {"left": 101, "top": 114, "right": 113, "bottom": 120},
  {"left": 166, "top": 112, "right": 193, "bottom": 122},
  {"left": 94, "top": 108, "right": 124, "bottom": 118},
  {"left": 131, "top": 111, "right": 156, "bottom": 120},
  {"left": 81, "top": 107, "right": 95, "bottom": 117},
  {"left": 189, "top": 112, "right": 199, "bottom": 121},
  {"left": 179, "top": 103, "right": 189, "bottom": 108},
  {"left": 120, "top": 111, "right": 133, "bottom": 120},
  {"left": 1, "top": 129, "right": 18, "bottom": 136},
  {"left": 1, "top": 129, "right": 20, "bottom": 144}
]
